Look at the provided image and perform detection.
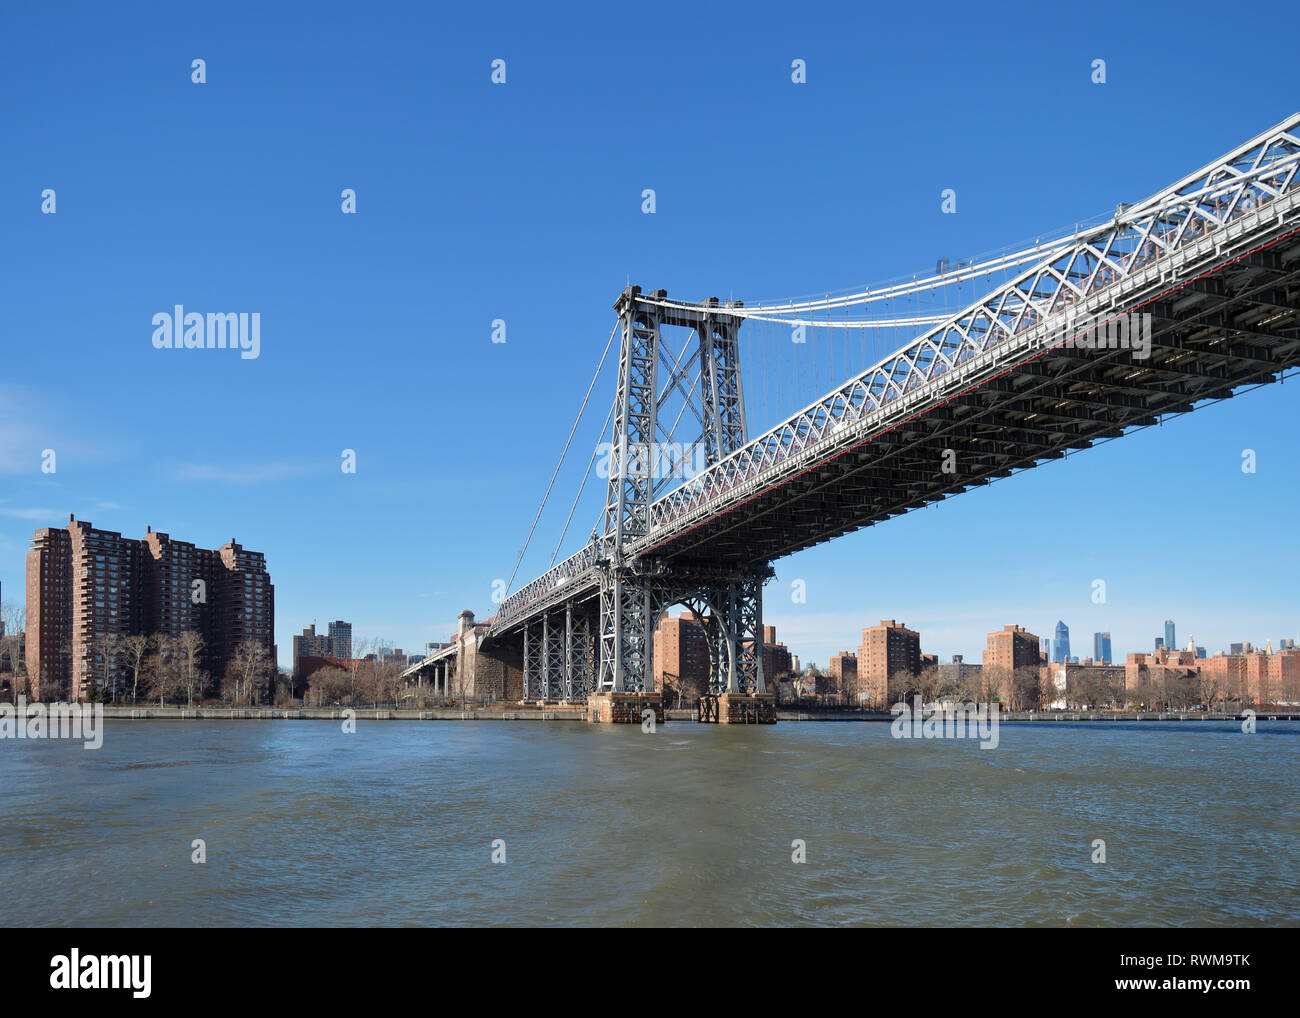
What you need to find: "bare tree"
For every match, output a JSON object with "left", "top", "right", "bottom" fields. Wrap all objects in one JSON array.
[
  {"left": 661, "top": 671, "right": 684, "bottom": 709},
  {"left": 348, "top": 636, "right": 379, "bottom": 703},
  {"left": 94, "top": 632, "right": 122, "bottom": 703},
  {"left": 382, "top": 658, "right": 406, "bottom": 705},
  {"left": 916, "top": 665, "right": 943, "bottom": 705},
  {"left": 1011, "top": 666, "right": 1042, "bottom": 711},
  {"left": 1281, "top": 668, "right": 1300, "bottom": 707},
  {"left": 974, "top": 666, "right": 1008, "bottom": 707},
  {"left": 123, "top": 634, "right": 153, "bottom": 704},
  {"left": 146, "top": 635, "right": 183, "bottom": 706},
  {"left": 1, "top": 600, "right": 26, "bottom": 638},
  {"left": 306, "top": 666, "right": 351, "bottom": 706},
  {"left": 0, "top": 602, "right": 27, "bottom": 701},
  {"left": 224, "top": 639, "right": 272, "bottom": 706},
  {"left": 176, "top": 631, "right": 207, "bottom": 706},
  {"left": 839, "top": 664, "right": 860, "bottom": 706},
  {"left": 274, "top": 666, "right": 294, "bottom": 706},
  {"left": 888, "top": 669, "right": 919, "bottom": 709}
]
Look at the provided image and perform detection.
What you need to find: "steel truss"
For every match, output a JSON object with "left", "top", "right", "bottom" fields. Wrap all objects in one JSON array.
[
  {"left": 594, "top": 561, "right": 770, "bottom": 694},
  {"left": 647, "top": 117, "right": 1300, "bottom": 539},
  {"left": 594, "top": 290, "right": 758, "bottom": 693},
  {"left": 490, "top": 114, "right": 1300, "bottom": 648},
  {"left": 520, "top": 604, "right": 596, "bottom": 702}
]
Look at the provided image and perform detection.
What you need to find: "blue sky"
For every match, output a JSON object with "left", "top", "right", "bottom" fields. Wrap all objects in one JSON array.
[{"left": 2, "top": 0, "right": 1298, "bottom": 669}]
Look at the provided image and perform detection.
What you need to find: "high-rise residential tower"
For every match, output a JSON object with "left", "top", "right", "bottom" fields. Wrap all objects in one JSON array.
[
  {"left": 328, "top": 620, "right": 352, "bottom": 659},
  {"left": 26, "top": 516, "right": 274, "bottom": 700},
  {"left": 859, "top": 620, "right": 922, "bottom": 709}
]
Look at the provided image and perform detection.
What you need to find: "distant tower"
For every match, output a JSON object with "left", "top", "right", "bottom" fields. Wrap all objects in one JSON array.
[
  {"left": 1053, "top": 621, "right": 1070, "bottom": 664},
  {"left": 328, "top": 620, "right": 352, "bottom": 659},
  {"left": 1094, "top": 632, "right": 1112, "bottom": 665},
  {"left": 1164, "top": 619, "right": 1176, "bottom": 653}
]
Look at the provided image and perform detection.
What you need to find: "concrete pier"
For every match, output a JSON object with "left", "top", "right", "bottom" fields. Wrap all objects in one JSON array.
[
  {"left": 586, "top": 692, "right": 664, "bottom": 724},
  {"left": 698, "top": 693, "right": 777, "bottom": 724}
]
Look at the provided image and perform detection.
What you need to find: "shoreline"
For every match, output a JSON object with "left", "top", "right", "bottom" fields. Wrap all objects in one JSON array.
[{"left": 32, "top": 705, "right": 1300, "bottom": 723}]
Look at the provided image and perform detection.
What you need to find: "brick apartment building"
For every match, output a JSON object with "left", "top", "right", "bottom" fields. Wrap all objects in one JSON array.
[
  {"left": 1141, "top": 646, "right": 1300, "bottom": 706},
  {"left": 292, "top": 621, "right": 354, "bottom": 680},
  {"left": 983, "top": 624, "right": 1042, "bottom": 674},
  {"left": 828, "top": 651, "right": 857, "bottom": 696},
  {"left": 293, "top": 624, "right": 333, "bottom": 667},
  {"left": 938, "top": 654, "right": 982, "bottom": 688},
  {"left": 653, "top": 611, "right": 712, "bottom": 703},
  {"left": 1043, "top": 660, "right": 1128, "bottom": 708},
  {"left": 25, "top": 515, "right": 274, "bottom": 700},
  {"left": 652, "top": 613, "right": 793, "bottom": 699},
  {"left": 982, "top": 624, "right": 1043, "bottom": 704},
  {"left": 1124, "top": 648, "right": 1200, "bottom": 704},
  {"left": 858, "top": 620, "right": 922, "bottom": 709},
  {"left": 758, "top": 624, "right": 794, "bottom": 687}
]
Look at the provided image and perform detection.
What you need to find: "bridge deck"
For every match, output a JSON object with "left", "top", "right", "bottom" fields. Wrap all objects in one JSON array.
[{"left": 488, "top": 115, "right": 1300, "bottom": 636}]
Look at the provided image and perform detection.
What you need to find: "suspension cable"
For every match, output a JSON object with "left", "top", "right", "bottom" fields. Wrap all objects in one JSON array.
[
  {"left": 548, "top": 394, "right": 616, "bottom": 568},
  {"left": 503, "top": 321, "right": 618, "bottom": 597}
]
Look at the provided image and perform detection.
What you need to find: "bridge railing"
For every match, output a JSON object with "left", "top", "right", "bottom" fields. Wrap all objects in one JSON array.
[
  {"left": 494, "top": 542, "right": 599, "bottom": 625},
  {"left": 644, "top": 122, "right": 1300, "bottom": 538},
  {"left": 492, "top": 116, "right": 1300, "bottom": 622}
]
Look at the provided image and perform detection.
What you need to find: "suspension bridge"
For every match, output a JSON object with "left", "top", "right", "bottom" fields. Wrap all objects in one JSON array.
[{"left": 405, "top": 113, "right": 1300, "bottom": 722}]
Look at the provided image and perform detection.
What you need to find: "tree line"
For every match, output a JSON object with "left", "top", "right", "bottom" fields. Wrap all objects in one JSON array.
[{"left": 8, "top": 628, "right": 279, "bottom": 706}]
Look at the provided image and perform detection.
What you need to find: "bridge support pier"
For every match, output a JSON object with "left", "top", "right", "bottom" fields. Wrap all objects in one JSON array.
[
  {"left": 587, "top": 691, "right": 664, "bottom": 725},
  {"left": 698, "top": 692, "right": 777, "bottom": 724},
  {"left": 520, "top": 605, "right": 595, "bottom": 705}
]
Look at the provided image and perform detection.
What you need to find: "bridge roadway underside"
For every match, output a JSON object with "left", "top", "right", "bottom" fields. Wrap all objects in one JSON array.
[{"left": 649, "top": 238, "right": 1300, "bottom": 567}]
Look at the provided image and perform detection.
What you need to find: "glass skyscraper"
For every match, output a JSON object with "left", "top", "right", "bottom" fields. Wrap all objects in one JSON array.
[
  {"left": 1164, "top": 619, "right": 1176, "bottom": 652},
  {"left": 1053, "top": 620, "right": 1070, "bottom": 664},
  {"left": 1094, "top": 632, "right": 1112, "bottom": 664}
]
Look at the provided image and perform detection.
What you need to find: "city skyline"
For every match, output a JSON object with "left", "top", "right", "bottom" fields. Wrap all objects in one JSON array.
[
  {"left": 1, "top": 0, "right": 1298, "bottom": 947},
  {"left": 2, "top": 5, "right": 1297, "bottom": 672},
  {"left": 5, "top": 493, "right": 1299, "bottom": 671}
]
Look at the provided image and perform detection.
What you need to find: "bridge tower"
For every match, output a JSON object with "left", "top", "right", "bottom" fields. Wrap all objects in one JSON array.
[{"left": 592, "top": 286, "right": 774, "bottom": 720}]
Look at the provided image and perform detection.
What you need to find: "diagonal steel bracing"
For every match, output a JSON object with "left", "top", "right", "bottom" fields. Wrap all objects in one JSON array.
[{"left": 484, "top": 115, "right": 1300, "bottom": 702}]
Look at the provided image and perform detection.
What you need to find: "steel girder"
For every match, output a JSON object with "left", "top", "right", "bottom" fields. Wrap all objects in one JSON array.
[
  {"left": 644, "top": 117, "right": 1300, "bottom": 543},
  {"left": 597, "top": 568, "right": 655, "bottom": 692},
  {"left": 523, "top": 620, "right": 539, "bottom": 701},
  {"left": 490, "top": 115, "right": 1300, "bottom": 634},
  {"left": 601, "top": 291, "right": 661, "bottom": 558},
  {"left": 699, "top": 306, "right": 748, "bottom": 466},
  {"left": 520, "top": 604, "right": 596, "bottom": 701},
  {"left": 566, "top": 603, "right": 593, "bottom": 701},
  {"left": 676, "top": 577, "right": 765, "bottom": 694},
  {"left": 543, "top": 612, "right": 565, "bottom": 700},
  {"left": 593, "top": 289, "right": 753, "bottom": 693},
  {"left": 593, "top": 564, "right": 770, "bottom": 694}
]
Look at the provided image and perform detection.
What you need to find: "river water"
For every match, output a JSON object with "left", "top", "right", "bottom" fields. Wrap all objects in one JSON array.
[{"left": 1, "top": 720, "right": 1296, "bottom": 926}]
